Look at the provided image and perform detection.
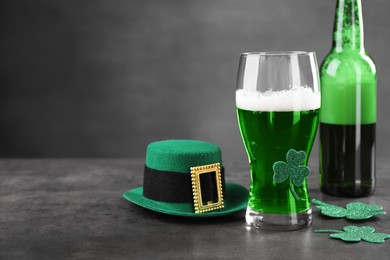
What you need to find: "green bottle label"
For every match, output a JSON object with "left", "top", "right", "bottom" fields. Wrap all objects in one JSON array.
[{"left": 320, "top": 53, "right": 376, "bottom": 125}]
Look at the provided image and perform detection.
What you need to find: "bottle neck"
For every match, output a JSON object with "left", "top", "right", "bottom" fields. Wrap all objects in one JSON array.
[{"left": 332, "top": 0, "right": 364, "bottom": 53}]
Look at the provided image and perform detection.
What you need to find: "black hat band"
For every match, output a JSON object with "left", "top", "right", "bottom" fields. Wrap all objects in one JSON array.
[{"left": 143, "top": 165, "right": 226, "bottom": 204}]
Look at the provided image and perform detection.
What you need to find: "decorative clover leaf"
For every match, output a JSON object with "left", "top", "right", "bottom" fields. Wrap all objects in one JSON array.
[
  {"left": 346, "top": 202, "right": 385, "bottom": 220},
  {"left": 315, "top": 226, "right": 390, "bottom": 243},
  {"left": 312, "top": 199, "right": 386, "bottom": 220},
  {"left": 273, "top": 149, "right": 311, "bottom": 201}
]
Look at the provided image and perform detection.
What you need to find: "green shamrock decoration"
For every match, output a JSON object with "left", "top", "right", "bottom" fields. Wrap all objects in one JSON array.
[
  {"left": 272, "top": 149, "right": 310, "bottom": 201},
  {"left": 312, "top": 199, "right": 386, "bottom": 220},
  {"left": 315, "top": 226, "right": 390, "bottom": 243}
]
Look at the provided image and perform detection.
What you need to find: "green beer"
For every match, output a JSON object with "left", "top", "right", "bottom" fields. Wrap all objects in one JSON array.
[
  {"left": 236, "top": 88, "right": 320, "bottom": 214},
  {"left": 236, "top": 51, "right": 320, "bottom": 229}
]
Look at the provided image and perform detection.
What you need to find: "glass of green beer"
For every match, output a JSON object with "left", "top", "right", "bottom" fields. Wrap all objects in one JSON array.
[{"left": 236, "top": 51, "right": 320, "bottom": 230}]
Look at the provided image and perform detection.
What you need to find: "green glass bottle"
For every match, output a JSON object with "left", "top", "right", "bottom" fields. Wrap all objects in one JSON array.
[{"left": 319, "top": 0, "right": 376, "bottom": 197}]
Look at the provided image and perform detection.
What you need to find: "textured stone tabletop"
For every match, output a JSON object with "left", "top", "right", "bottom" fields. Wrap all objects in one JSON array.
[{"left": 1, "top": 159, "right": 390, "bottom": 259}]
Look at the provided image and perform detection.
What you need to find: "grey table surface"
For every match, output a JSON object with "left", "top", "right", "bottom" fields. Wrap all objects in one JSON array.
[{"left": 1, "top": 158, "right": 389, "bottom": 259}]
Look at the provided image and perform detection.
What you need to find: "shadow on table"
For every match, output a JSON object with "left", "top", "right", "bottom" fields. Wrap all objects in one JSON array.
[{"left": 125, "top": 202, "right": 246, "bottom": 225}]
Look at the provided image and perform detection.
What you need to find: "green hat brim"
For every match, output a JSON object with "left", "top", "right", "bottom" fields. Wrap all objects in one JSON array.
[{"left": 123, "top": 182, "right": 248, "bottom": 218}]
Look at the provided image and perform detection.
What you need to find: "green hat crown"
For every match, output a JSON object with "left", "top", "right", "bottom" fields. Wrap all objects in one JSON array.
[{"left": 145, "top": 140, "right": 222, "bottom": 173}]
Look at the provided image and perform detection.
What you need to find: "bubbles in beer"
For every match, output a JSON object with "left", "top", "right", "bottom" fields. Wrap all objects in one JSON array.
[{"left": 236, "top": 86, "right": 321, "bottom": 112}]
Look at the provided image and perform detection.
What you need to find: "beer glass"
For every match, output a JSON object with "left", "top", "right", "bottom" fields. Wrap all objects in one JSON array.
[{"left": 236, "top": 52, "right": 320, "bottom": 230}]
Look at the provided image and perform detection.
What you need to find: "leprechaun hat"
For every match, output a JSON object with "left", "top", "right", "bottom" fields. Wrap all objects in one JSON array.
[{"left": 123, "top": 140, "right": 248, "bottom": 217}]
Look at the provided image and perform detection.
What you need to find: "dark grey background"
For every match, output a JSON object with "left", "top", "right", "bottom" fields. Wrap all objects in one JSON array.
[{"left": 0, "top": 0, "right": 389, "bottom": 161}]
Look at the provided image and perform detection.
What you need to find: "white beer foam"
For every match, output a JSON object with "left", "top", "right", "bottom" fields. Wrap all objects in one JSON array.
[{"left": 236, "top": 86, "right": 321, "bottom": 111}]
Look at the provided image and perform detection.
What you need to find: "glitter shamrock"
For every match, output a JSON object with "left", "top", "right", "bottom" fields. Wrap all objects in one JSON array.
[
  {"left": 312, "top": 199, "right": 386, "bottom": 220},
  {"left": 314, "top": 226, "right": 390, "bottom": 243},
  {"left": 272, "top": 149, "right": 310, "bottom": 201}
]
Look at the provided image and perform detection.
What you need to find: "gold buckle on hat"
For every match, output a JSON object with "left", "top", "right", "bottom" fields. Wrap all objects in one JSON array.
[{"left": 190, "top": 163, "right": 224, "bottom": 213}]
